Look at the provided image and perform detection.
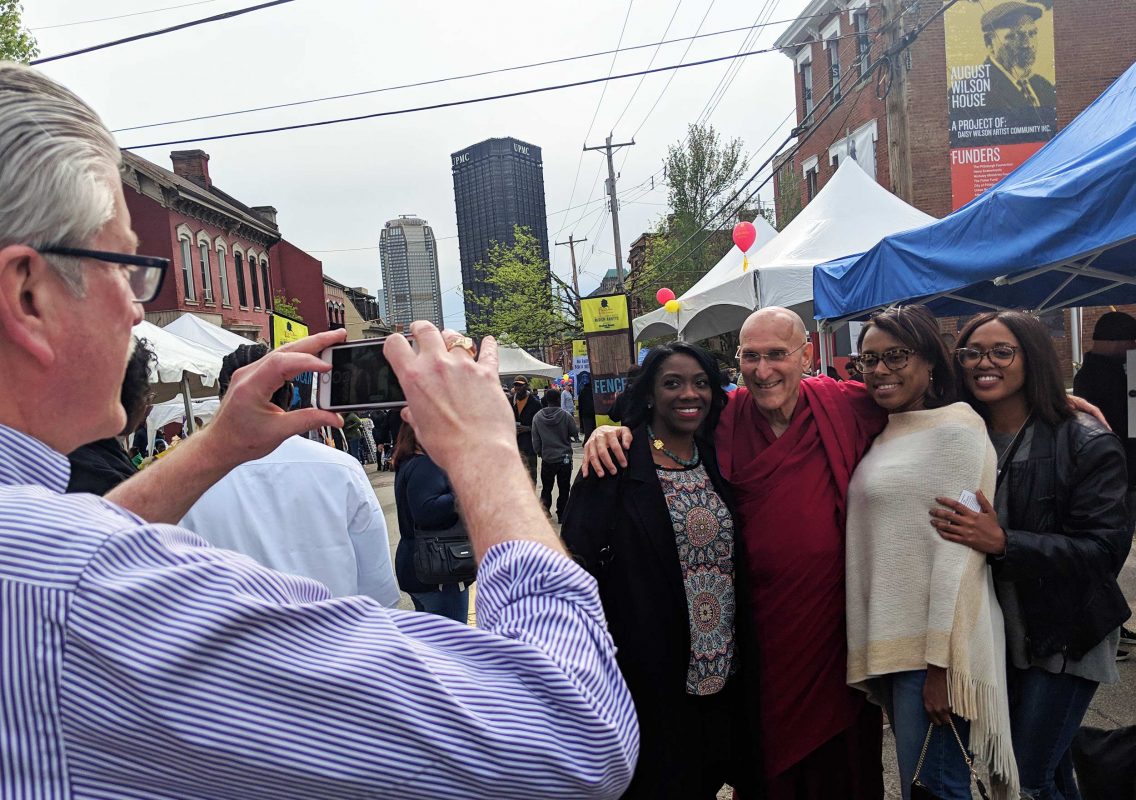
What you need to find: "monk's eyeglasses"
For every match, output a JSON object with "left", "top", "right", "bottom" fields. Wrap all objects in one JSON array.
[
  {"left": 735, "top": 341, "right": 808, "bottom": 365},
  {"left": 851, "top": 347, "right": 914, "bottom": 373}
]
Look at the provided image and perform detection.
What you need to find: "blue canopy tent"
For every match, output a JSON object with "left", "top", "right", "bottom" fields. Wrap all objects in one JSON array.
[{"left": 813, "top": 61, "right": 1136, "bottom": 332}]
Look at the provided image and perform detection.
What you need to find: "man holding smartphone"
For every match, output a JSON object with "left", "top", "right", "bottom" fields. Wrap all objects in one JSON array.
[{"left": 0, "top": 63, "right": 636, "bottom": 799}]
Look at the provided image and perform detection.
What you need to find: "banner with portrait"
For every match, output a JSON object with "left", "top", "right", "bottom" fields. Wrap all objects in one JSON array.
[
  {"left": 946, "top": 0, "right": 1056, "bottom": 209},
  {"left": 580, "top": 295, "right": 633, "bottom": 426}
]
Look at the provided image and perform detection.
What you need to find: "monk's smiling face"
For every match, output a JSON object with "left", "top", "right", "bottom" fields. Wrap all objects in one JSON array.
[{"left": 737, "top": 308, "right": 812, "bottom": 424}]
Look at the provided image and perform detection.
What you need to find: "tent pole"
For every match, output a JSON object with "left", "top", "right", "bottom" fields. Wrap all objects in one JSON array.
[
  {"left": 676, "top": 310, "right": 684, "bottom": 341},
  {"left": 818, "top": 321, "right": 832, "bottom": 374},
  {"left": 181, "top": 371, "right": 195, "bottom": 435},
  {"left": 1070, "top": 307, "right": 1084, "bottom": 369}
]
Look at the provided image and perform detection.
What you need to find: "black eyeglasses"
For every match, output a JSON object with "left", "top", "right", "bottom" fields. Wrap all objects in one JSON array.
[
  {"left": 955, "top": 345, "right": 1018, "bottom": 368},
  {"left": 39, "top": 246, "right": 169, "bottom": 303},
  {"left": 851, "top": 347, "right": 915, "bottom": 373}
]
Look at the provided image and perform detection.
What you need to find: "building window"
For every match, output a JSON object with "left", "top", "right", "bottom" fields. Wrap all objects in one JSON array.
[
  {"left": 198, "top": 241, "right": 213, "bottom": 302},
  {"left": 180, "top": 237, "right": 196, "bottom": 301},
  {"left": 261, "top": 260, "right": 271, "bottom": 310},
  {"left": 800, "top": 59, "right": 814, "bottom": 121},
  {"left": 234, "top": 252, "right": 248, "bottom": 307},
  {"left": 826, "top": 38, "right": 841, "bottom": 101},
  {"left": 806, "top": 167, "right": 819, "bottom": 201},
  {"left": 855, "top": 10, "right": 871, "bottom": 77},
  {"left": 217, "top": 249, "right": 230, "bottom": 306},
  {"left": 250, "top": 258, "right": 261, "bottom": 309}
]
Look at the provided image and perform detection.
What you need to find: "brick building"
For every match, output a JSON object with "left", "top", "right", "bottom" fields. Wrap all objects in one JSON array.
[
  {"left": 323, "top": 276, "right": 390, "bottom": 339},
  {"left": 771, "top": 0, "right": 1136, "bottom": 381},
  {"left": 126, "top": 149, "right": 325, "bottom": 342}
]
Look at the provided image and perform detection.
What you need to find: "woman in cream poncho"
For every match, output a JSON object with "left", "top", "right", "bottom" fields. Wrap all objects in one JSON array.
[{"left": 845, "top": 306, "right": 1018, "bottom": 800}]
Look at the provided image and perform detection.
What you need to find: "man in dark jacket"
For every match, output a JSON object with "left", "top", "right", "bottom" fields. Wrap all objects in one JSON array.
[
  {"left": 512, "top": 375, "right": 540, "bottom": 482},
  {"left": 531, "top": 388, "right": 578, "bottom": 522}
]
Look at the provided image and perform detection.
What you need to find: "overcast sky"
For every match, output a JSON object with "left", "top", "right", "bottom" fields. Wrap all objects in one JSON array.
[{"left": 29, "top": 0, "right": 802, "bottom": 331}]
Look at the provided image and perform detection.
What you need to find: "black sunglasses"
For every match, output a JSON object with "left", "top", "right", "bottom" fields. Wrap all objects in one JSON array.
[{"left": 39, "top": 246, "right": 169, "bottom": 303}]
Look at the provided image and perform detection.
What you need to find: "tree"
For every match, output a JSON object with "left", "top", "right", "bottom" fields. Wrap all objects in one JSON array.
[
  {"left": 272, "top": 292, "right": 303, "bottom": 322},
  {"left": 630, "top": 124, "right": 752, "bottom": 309},
  {"left": 465, "top": 225, "right": 579, "bottom": 348},
  {"left": 0, "top": 2, "right": 38, "bottom": 63}
]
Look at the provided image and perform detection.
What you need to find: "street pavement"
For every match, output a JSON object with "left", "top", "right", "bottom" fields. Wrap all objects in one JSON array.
[{"left": 364, "top": 449, "right": 1136, "bottom": 799}]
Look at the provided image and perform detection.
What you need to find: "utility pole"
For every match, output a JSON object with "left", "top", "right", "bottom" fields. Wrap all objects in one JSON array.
[
  {"left": 882, "top": 0, "right": 914, "bottom": 203},
  {"left": 584, "top": 134, "right": 635, "bottom": 291},
  {"left": 555, "top": 234, "right": 586, "bottom": 312}
]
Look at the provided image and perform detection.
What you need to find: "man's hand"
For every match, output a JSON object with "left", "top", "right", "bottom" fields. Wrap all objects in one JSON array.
[
  {"left": 384, "top": 323, "right": 564, "bottom": 559},
  {"left": 108, "top": 329, "right": 347, "bottom": 523},
  {"left": 1068, "top": 395, "right": 1110, "bottom": 430},
  {"left": 580, "top": 425, "right": 633, "bottom": 478},
  {"left": 923, "top": 665, "right": 952, "bottom": 726}
]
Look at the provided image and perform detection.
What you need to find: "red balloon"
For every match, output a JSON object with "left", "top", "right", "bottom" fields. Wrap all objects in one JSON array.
[
  {"left": 655, "top": 287, "right": 676, "bottom": 305},
  {"left": 733, "top": 221, "right": 757, "bottom": 252}
]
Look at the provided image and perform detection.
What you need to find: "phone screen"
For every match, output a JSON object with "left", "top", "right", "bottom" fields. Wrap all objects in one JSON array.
[{"left": 328, "top": 341, "right": 406, "bottom": 408}]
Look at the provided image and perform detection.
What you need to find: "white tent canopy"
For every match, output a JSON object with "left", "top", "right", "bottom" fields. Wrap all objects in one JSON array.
[
  {"left": 633, "top": 160, "right": 936, "bottom": 342},
  {"left": 145, "top": 394, "right": 222, "bottom": 453},
  {"left": 495, "top": 345, "right": 563, "bottom": 379},
  {"left": 164, "top": 313, "right": 253, "bottom": 355},
  {"left": 132, "top": 320, "right": 226, "bottom": 410},
  {"left": 634, "top": 215, "right": 777, "bottom": 341}
]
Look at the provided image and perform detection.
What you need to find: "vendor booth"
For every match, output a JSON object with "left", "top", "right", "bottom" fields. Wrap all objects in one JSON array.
[
  {"left": 633, "top": 160, "right": 935, "bottom": 342},
  {"left": 495, "top": 345, "right": 563, "bottom": 380}
]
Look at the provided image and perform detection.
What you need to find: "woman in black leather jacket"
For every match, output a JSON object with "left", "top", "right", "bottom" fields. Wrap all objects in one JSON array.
[{"left": 929, "top": 310, "right": 1131, "bottom": 800}]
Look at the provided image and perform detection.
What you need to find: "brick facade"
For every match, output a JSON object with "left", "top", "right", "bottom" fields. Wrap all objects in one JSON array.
[{"left": 772, "top": 0, "right": 1136, "bottom": 382}]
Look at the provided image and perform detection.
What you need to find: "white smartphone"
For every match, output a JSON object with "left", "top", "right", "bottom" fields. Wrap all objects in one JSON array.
[{"left": 315, "top": 337, "right": 408, "bottom": 411}]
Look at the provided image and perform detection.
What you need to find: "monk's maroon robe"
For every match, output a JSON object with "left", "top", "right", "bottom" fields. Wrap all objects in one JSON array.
[{"left": 716, "top": 377, "right": 884, "bottom": 783}]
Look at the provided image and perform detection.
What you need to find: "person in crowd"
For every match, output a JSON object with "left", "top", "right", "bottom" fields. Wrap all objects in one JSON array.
[
  {"left": 391, "top": 423, "right": 471, "bottom": 622},
  {"left": 0, "top": 63, "right": 636, "bottom": 798},
  {"left": 844, "top": 306, "right": 1018, "bottom": 799},
  {"left": 67, "top": 337, "right": 155, "bottom": 495},
  {"left": 512, "top": 374, "right": 540, "bottom": 482},
  {"left": 562, "top": 341, "right": 755, "bottom": 798},
  {"left": 344, "top": 411, "right": 365, "bottom": 463},
  {"left": 561, "top": 381, "right": 580, "bottom": 442},
  {"left": 578, "top": 371, "right": 597, "bottom": 440},
  {"left": 180, "top": 344, "right": 399, "bottom": 607},
  {"left": 531, "top": 387, "right": 578, "bottom": 523},
  {"left": 930, "top": 311, "right": 1131, "bottom": 800},
  {"left": 585, "top": 307, "right": 887, "bottom": 798},
  {"left": 720, "top": 368, "right": 739, "bottom": 392},
  {"left": 607, "top": 365, "right": 641, "bottom": 423},
  {"left": 360, "top": 411, "right": 378, "bottom": 465},
  {"left": 1073, "top": 311, "right": 1136, "bottom": 661}
]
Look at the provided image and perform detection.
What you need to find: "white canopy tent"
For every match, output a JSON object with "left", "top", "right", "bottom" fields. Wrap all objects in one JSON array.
[
  {"left": 633, "top": 161, "right": 936, "bottom": 342},
  {"left": 133, "top": 320, "right": 225, "bottom": 431},
  {"left": 634, "top": 216, "right": 777, "bottom": 341},
  {"left": 164, "top": 313, "right": 253, "bottom": 355},
  {"left": 495, "top": 345, "right": 563, "bottom": 379},
  {"left": 145, "top": 394, "right": 222, "bottom": 454}
]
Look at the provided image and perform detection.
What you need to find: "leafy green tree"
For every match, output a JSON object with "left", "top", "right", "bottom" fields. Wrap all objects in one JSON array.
[
  {"left": 0, "top": 2, "right": 38, "bottom": 63},
  {"left": 465, "top": 225, "right": 579, "bottom": 349},
  {"left": 272, "top": 292, "right": 303, "bottom": 322}
]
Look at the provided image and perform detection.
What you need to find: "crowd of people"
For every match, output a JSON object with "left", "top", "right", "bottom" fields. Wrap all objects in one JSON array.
[{"left": 3, "top": 61, "right": 1134, "bottom": 800}]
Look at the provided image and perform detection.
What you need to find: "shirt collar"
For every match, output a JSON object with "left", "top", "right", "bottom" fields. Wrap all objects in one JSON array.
[{"left": 0, "top": 423, "right": 71, "bottom": 493}]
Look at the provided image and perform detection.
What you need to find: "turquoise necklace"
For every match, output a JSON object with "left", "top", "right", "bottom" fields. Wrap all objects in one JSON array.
[{"left": 646, "top": 424, "right": 700, "bottom": 468}]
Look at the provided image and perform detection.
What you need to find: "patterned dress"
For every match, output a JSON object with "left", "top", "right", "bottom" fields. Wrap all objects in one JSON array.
[{"left": 656, "top": 461, "right": 738, "bottom": 695}]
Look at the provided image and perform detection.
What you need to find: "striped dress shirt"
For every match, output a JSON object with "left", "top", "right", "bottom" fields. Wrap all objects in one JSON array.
[{"left": 0, "top": 424, "right": 638, "bottom": 799}]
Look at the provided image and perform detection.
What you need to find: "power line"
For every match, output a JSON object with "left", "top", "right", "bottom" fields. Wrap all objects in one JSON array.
[
  {"left": 30, "top": 0, "right": 222, "bottom": 30},
  {"left": 121, "top": 43, "right": 796, "bottom": 151},
  {"left": 609, "top": 0, "right": 682, "bottom": 134},
  {"left": 31, "top": 0, "right": 297, "bottom": 65},
  {"left": 113, "top": 15, "right": 871, "bottom": 134}
]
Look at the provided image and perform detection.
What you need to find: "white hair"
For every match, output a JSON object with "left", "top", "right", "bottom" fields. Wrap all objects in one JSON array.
[{"left": 0, "top": 62, "right": 121, "bottom": 293}]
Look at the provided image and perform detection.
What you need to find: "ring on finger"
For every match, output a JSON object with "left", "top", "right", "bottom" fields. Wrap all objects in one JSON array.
[{"left": 445, "top": 335, "right": 476, "bottom": 356}]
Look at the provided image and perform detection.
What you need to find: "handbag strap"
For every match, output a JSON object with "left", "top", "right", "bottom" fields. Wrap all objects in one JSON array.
[{"left": 911, "top": 720, "right": 990, "bottom": 800}]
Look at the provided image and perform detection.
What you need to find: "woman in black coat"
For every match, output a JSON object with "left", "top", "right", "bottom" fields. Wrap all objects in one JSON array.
[
  {"left": 392, "top": 424, "right": 471, "bottom": 623},
  {"left": 560, "top": 342, "right": 757, "bottom": 799},
  {"left": 932, "top": 310, "right": 1131, "bottom": 800}
]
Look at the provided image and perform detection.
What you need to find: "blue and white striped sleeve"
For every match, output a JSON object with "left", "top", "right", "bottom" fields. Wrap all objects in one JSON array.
[{"left": 62, "top": 525, "right": 639, "bottom": 799}]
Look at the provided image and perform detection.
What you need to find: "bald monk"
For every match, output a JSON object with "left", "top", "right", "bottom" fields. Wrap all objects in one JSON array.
[{"left": 584, "top": 308, "right": 886, "bottom": 799}]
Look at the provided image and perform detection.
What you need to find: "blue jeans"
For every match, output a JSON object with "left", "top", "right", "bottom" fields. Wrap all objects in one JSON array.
[
  {"left": 1009, "top": 666, "right": 1098, "bottom": 800},
  {"left": 409, "top": 585, "right": 470, "bottom": 624},
  {"left": 882, "top": 670, "right": 974, "bottom": 800}
]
